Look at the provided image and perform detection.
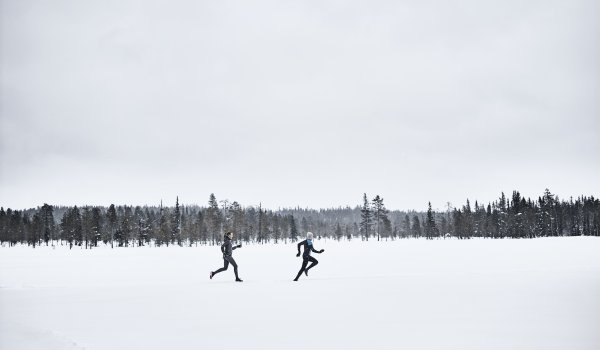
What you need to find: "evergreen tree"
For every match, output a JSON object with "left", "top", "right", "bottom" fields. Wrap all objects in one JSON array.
[
  {"left": 172, "top": 197, "right": 181, "bottom": 246},
  {"left": 258, "top": 206, "right": 270, "bottom": 243},
  {"left": 403, "top": 214, "right": 410, "bottom": 239},
  {"left": 30, "top": 213, "right": 43, "bottom": 247},
  {"left": 425, "top": 202, "right": 439, "bottom": 239},
  {"left": 146, "top": 208, "right": 158, "bottom": 244},
  {"left": 194, "top": 209, "right": 206, "bottom": 246},
  {"left": 484, "top": 204, "right": 492, "bottom": 238},
  {"left": 540, "top": 189, "right": 555, "bottom": 237},
  {"left": 206, "top": 194, "right": 221, "bottom": 245},
  {"left": 335, "top": 222, "right": 343, "bottom": 241},
  {"left": 8, "top": 209, "right": 20, "bottom": 245},
  {"left": 289, "top": 215, "right": 298, "bottom": 242},
  {"left": 89, "top": 207, "right": 102, "bottom": 247},
  {"left": 498, "top": 192, "right": 508, "bottom": 238},
  {"left": 0, "top": 208, "right": 7, "bottom": 244},
  {"left": 72, "top": 206, "right": 83, "bottom": 247},
  {"left": 40, "top": 204, "right": 55, "bottom": 245},
  {"left": 453, "top": 209, "right": 463, "bottom": 239},
  {"left": 462, "top": 200, "right": 473, "bottom": 238},
  {"left": 158, "top": 205, "right": 171, "bottom": 246},
  {"left": 411, "top": 215, "right": 422, "bottom": 238},
  {"left": 272, "top": 213, "right": 282, "bottom": 243},
  {"left": 257, "top": 204, "right": 264, "bottom": 243},
  {"left": 120, "top": 206, "right": 134, "bottom": 247},
  {"left": 511, "top": 191, "right": 526, "bottom": 238},
  {"left": 61, "top": 207, "right": 82, "bottom": 249},
  {"left": 244, "top": 206, "right": 257, "bottom": 243},
  {"left": 440, "top": 216, "right": 448, "bottom": 238},
  {"left": 21, "top": 213, "right": 32, "bottom": 246},
  {"left": 81, "top": 207, "right": 92, "bottom": 249},
  {"left": 381, "top": 216, "right": 392, "bottom": 240},
  {"left": 372, "top": 195, "right": 389, "bottom": 241},
  {"left": 180, "top": 205, "right": 194, "bottom": 246},
  {"left": 360, "top": 193, "right": 373, "bottom": 240},
  {"left": 592, "top": 202, "right": 600, "bottom": 236},
  {"left": 230, "top": 202, "right": 244, "bottom": 242},
  {"left": 473, "top": 201, "right": 485, "bottom": 238},
  {"left": 106, "top": 204, "right": 117, "bottom": 248},
  {"left": 301, "top": 217, "right": 309, "bottom": 234},
  {"left": 132, "top": 206, "right": 145, "bottom": 247}
]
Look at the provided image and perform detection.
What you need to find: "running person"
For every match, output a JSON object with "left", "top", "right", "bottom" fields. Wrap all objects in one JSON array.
[
  {"left": 210, "top": 231, "right": 243, "bottom": 282},
  {"left": 294, "top": 232, "right": 324, "bottom": 281}
]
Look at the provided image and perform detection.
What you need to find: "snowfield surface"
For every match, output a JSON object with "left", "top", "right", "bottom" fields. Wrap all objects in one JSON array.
[{"left": 1, "top": 237, "right": 599, "bottom": 350}]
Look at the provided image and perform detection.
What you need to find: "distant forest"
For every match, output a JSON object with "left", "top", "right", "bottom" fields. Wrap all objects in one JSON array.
[{"left": 1, "top": 189, "right": 599, "bottom": 248}]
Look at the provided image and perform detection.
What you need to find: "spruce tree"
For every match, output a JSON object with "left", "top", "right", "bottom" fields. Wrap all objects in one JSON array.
[
  {"left": 81, "top": 207, "right": 92, "bottom": 249},
  {"left": 172, "top": 197, "right": 181, "bottom": 246},
  {"left": 425, "top": 202, "right": 439, "bottom": 239},
  {"left": 194, "top": 210, "right": 206, "bottom": 246},
  {"left": 106, "top": 204, "right": 117, "bottom": 248},
  {"left": 403, "top": 215, "right": 410, "bottom": 239},
  {"left": 372, "top": 195, "right": 389, "bottom": 241},
  {"left": 158, "top": 205, "right": 171, "bottom": 246},
  {"left": 31, "top": 213, "right": 42, "bottom": 247},
  {"left": 120, "top": 206, "right": 134, "bottom": 247},
  {"left": 206, "top": 194, "right": 221, "bottom": 245},
  {"left": 273, "top": 213, "right": 281, "bottom": 243},
  {"left": 411, "top": 215, "right": 422, "bottom": 238},
  {"left": 230, "top": 201, "right": 244, "bottom": 242},
  {"left": 301, "top": 217, "right": 309, "bottom": 234},
  {"left": 335, "top": 222, "right": 343, "bottom": 241},
  {"left": 498, "top": 192, "right": 508, "bottom": 238},
  {"left": 360, "top": 193, "right": 373, "bottom": 240},
  {"left": 72, "top": 206, "right": 83, "bottom": 247},
  {"left": 289, "top": 215, "right": 298, "bottom": 242},
  {"left": 382, "top": 216, "right": 392, "bottom": 240},
  {"left": 40, "top": 204, "right": 54, "bottom": 245},
  {"left": 453, "top": 209, "right": 463, "bottom": 239},
  {"left": 0, "top": 208, "right": 7, "bottom": 244},
  {"left": 257, "top": 204, "right": 264, "bottom": 243},
  {"left": 440, "top": 216, "right": 448, "bottom": 238}
]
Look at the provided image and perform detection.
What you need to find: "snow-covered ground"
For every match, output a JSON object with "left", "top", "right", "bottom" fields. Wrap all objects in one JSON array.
[{"left": 1, "top": 237, "right": 599, "bottom": 350}]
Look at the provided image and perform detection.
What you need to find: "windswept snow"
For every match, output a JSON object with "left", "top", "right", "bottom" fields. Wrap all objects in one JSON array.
[{"left": 1, "top": 237, "right": 599, "bottom": 350}]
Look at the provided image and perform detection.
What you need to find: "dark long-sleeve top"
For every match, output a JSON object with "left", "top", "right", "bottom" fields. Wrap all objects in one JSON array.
[
  {"left": 221, "top": 236, "right": 239, "bottom": 257},
  {"left": 297, "top": 239, "right": 320, "bottom": 257}
]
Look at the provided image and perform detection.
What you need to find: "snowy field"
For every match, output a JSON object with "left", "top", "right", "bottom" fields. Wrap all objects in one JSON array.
[{"left": 1, "top": 237, "right": 599, "bottom": 350}]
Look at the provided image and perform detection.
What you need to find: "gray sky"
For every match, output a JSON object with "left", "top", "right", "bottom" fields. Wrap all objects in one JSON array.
[{"left": 1, "top": 0, "right": 599, "bottom": 211}]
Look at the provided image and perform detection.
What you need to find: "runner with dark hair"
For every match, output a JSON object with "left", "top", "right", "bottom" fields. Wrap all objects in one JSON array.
[{"left": 210, "top": 231, "right": 243, "bottom": 282}]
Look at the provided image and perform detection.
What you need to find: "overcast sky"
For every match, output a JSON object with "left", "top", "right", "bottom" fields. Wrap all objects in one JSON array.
[{"left": 1, "top": 0, "right": 599, "bottom": 211}]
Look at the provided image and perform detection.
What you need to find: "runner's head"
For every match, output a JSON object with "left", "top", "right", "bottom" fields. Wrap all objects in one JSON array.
[
  {"left": 225, "top": 231, "right": 233, "bottom": 239},
  {"left": 306, "top": 232, "right": 314, "bottom": 240}
]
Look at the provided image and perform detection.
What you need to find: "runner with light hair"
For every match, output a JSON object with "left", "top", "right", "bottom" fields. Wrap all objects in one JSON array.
[{"left": 293, "top": 232, "right": 324, "bottom": 281}]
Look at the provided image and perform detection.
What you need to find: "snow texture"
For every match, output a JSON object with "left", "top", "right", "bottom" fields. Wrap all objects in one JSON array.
[{"left": 1, "top": 237, "right": 599, "bottom": 350}]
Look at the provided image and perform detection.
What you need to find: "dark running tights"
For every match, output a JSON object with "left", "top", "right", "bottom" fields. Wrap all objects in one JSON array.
[
  {"left": 295, "top": 256, "right": 318, "bottom": 280},
  {"left": 213, "top": 256, "right": 239, "bottom": 279}
]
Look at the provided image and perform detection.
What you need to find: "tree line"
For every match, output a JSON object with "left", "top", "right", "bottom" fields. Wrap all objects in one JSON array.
[{"left": 1, "top": 189, "right": 599, "bottom": 248}]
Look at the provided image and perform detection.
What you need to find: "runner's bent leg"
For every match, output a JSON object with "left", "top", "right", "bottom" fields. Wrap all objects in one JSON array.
[
  {"left": 213, "top": 258, "right": 229, "bottom": 275},
  {"left": 226, "top": 256, "right": 239, "bottom": 279},
  {"left": 305, "top": 256, "right": 318, "bottom": 274},
  {"left": 294, "top": 257, "right": 309, "bottom": 280}
]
